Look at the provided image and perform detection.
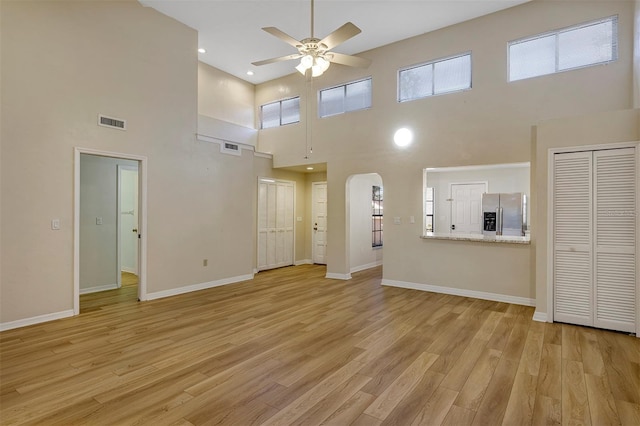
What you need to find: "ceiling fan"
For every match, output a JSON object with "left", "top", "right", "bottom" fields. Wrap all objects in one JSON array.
[{"left": 252, "top": 0, "right": 371, "bottom": 77}]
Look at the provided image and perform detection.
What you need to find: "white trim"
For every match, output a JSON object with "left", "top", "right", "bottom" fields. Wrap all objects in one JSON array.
[
  {"left": 546, "top": 140, "right": 640, "bottom": 334},
  {"left": 350, "top": 260, "right": 383, "bottom": 274},
  {"left": 425, "top": 162, "right": 530, "bottom": 173},
  {"left": 0, "top": 310, "right": 74, "bottom": 331},
  {"left": 382, "top": 279, "right": 536, "bottom": 307},
  {"left": 79, "top": 284, "right": 119, "bottom": 295},
  {"left": 254, "top": 151, "right": 273, "bottom": 159},
  {"left": 121, "top": 267, "right": 137, "bottom": 274},
  {"left": 326, "top": 272, "right": 352, "bottom": 280},
  {"left": 196, "top": 134, "right": 255, "bottom": 152},
  {"left": 74, "top": 147, "right": 148, "bottom": 315},
  {"left": 295, "top": 259, "right": 313, "bottom": 266},
  {"left": 533, "top": 311, "right": 548, "bottom": 322},
  {"left": 312, "top": 181, "right": 328, "bottom": 265},
  {"left": 146, "top": 274, "right": 254, "bottom": 301}
]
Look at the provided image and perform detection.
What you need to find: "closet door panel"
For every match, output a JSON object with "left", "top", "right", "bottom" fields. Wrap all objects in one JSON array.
[
  {"left": 593, "top": 148, "right": 636, "bottom": 332},
  {"left": 553, "top": 151, "right": 593, "bottom": 326}
]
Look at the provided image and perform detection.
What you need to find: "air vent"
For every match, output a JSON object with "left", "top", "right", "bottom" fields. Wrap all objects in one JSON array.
[
  {"left": 98, "top": 114, "right": 126, "bottom": 131},
  {"left": 221, "top": 141, "right": 241, "bottom": 156}
]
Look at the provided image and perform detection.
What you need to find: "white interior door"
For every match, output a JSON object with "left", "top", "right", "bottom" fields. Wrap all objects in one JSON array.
[
  {"left": 257, "top": 179, "right": 294, "bottom": 271},
  {"left": 312, "top": 182, "right": 327, "bottom": 264},
  {"left": 450, "top": 183, "right": 485, "bottom": 234},
  {"left": 119, "top": 166, "right": 139, "bottom": 276},
  {"left": 553, "top": 147, "right": 637, "bottom": 333}
]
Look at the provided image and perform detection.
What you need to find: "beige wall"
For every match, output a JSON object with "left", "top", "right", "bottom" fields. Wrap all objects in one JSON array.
[
  {"left": 198, "top": 62, "right": 255, "bottom": 128},
  {"left": 0, "top": 0, "right": 262, "bottom": 325},
  {"left": 256, "top": 0, "right": 635, "bottom": 302},
  {"left": 533, "top": 108, "right": 640, "bottom": 315}
]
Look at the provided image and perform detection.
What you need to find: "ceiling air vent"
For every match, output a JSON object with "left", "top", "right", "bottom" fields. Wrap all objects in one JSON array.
[
  {"left": 98, "top": 114, "right": 126, "bottom": 131},
  {"left": 221, "top": 141, "right": 242, "bottom": 156}
]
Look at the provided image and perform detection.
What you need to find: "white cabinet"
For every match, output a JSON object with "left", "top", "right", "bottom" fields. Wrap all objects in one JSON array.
[
  {"left": 553, "top": 147, "right": 636, "bottom": 333},
  {"left": 257, "top": 180, "right": 294, "bottom": 271}
]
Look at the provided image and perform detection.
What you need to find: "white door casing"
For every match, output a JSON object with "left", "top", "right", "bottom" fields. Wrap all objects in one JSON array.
[
  {"left": 450, "top": 182, "right": 486, "bottom": 234},
  {"left": 312, "top": 182, "right": 327, "bottom": 264},
  {"left": 74, "top": 147, "right": 148, "bottom": 315}
]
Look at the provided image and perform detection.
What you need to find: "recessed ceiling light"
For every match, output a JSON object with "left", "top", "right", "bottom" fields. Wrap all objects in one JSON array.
[
  {"left": 306, "top": 166, "right": 314, "bottom": 170},
  {"left": 198, "top": 48, "right": 206, "bottom": 53},
  {"left": 247, "top": 71, "right": 254, "bottom": 76}
]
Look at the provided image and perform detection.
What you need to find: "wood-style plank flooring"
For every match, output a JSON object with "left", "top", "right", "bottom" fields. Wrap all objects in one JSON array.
[{"left": 1, "top": 265, "right": 639, "bottom": 425}]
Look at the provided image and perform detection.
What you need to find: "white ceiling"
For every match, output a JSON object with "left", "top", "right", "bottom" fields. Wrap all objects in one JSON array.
[{"left": 140, "top": 0, "right": 529, "bottom": 85}]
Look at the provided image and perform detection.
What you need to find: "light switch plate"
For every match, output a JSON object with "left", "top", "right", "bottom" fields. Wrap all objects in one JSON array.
[
  {"left": 296, "top": 217, "right": 303, "bottom": 222},
  {"left": 96, "top": 217, "right": 103, "bottom": 225},
  {"left": 51, "top": 219, "right": 60, "bottom": 230},
  {"left": 410, "top": 216, "right": 415, "bottom": 224},
  {"left": 394, "top": 216, "right": 401, "bottom": 225}
]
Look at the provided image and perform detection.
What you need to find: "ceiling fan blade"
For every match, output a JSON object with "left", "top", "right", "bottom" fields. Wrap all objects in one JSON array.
[
  {"left": 252, "top": 53, "right": 303, "bottom": 67},
  {"left": 319, "top": 22, "right": 361, "bottom": 50},
  {"left": 262, "top": 27, "right": 303, "bottom": 49},
  {"left": 328, "top": 52, "right": 371, "bottom": 68}
]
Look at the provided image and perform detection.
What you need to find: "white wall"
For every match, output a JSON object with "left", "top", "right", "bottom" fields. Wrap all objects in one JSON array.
[
  {"left": 427, "top": 164, "right": 530, "bottom": 233},
  {"left": 348, "top": 173, "right": 383, "bottom": 273},
  {"left": 80, "top": 154, "right": 137, "bottom": 293}
]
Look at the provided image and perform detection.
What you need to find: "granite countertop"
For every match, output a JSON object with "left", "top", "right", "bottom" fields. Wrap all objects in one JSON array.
[{"left": 421, "top": 232, "right": 530, "bottom": 244}]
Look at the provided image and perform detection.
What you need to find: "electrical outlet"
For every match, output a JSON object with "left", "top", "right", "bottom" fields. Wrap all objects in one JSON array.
[{"left": 203, "top": 259, "right": 208, "bottom": 267}]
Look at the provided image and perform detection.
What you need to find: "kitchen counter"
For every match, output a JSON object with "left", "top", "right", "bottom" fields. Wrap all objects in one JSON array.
[{"left": 421, "top": 232, "right": 530, "bottom": 244}]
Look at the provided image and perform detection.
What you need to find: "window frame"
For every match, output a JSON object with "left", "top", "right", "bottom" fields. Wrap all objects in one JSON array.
[
  {"left": 507, "top": 15, "right": 618, "bottom": 82},
  {"left": 397, "top": 52, "right": 472, "bottom": 103},
  {"left": 372, "top": 185, "right": 383, "bottom": 248},
  {"left": 260, "top": 96, "right": 300, "bottom": 129},
  {"left": 318, "top": 77, "right": 373, "bottom": 118}
]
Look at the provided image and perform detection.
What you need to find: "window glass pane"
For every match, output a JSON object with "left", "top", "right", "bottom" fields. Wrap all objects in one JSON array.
[
  {"left": 319, "top": 86, "right": 345, "bottom": 117},
  {"left": 426, "top": 187, "right": 434, "bottom": 201},
  {"left": 345, "top": 79, "right": 372, "bottom": 112},
  {"left": 261, "top": 102, "right": 280, "bottom": 129},
  {"left": 281, "top": 98, "right": 300, "bottom": 125},
  {"left": 509, "top": 34, "right": 556, "bottom": 81},
  {"left": 399, "top": 65, "right": 432, "bottom": 101},
  {"left": 426, "top": 202, "right": 434, "bottom": 215},
  {"left": 559, "top": 20, "right": 615, "bottom": 70},
  {"left": 434, "top": 54, "right": 471, "bottom": 94}
]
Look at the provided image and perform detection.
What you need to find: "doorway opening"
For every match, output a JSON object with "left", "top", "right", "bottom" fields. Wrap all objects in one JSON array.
[
  {"left": 311, "top": 181, "right": 327, "bottom": 265},
  {"left": 74, "top": 148, "right": 147, "bottom": 315},
  {"left": 346, "top": 173, "right": 383, "bottom": 274}
]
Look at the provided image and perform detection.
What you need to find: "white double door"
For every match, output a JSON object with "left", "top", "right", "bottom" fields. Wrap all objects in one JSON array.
[
  {"left": 258, "top": 179, "right": 294, "bottom": 271},
  {"left": 553, "top": 147, "right": 637, "bottom": 333}
]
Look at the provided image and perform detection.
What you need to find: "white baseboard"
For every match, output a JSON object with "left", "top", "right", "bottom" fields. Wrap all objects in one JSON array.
[
  {"left": 294, "top": 259, "right": 313, "bottom": 266},
  {"left": 350, "top": 260, "right": 383, "bottom": 274},
  {"left": 0, "top": 309, "right": 75, "bottom": 332},
  {"left": 532, "top": 311, "right": 548, "bottom": 322},
  {"left": 79, "top": 283, "right": 119, "bottom": 295},
  {"left": 121, "top": 267, "right": 137, "bottom": 274},
  {"left": 146, "top": 273, "right": 254, "bottom": 301},
  {"left": 326, "top": 272, "right": 352, "bottom": 280},
  {"left": 381, "top": 279, "right": 536, "bottom": 307}
]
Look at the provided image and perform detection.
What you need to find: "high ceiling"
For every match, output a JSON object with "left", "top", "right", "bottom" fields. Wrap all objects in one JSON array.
[{"left": 140, "top": 0, "right": 530, "bottom": 85}]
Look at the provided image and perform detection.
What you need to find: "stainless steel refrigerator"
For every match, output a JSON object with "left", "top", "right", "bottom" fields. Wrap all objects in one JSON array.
[{"left": 481, "top": 192, "right": 526, "bottom": 236}]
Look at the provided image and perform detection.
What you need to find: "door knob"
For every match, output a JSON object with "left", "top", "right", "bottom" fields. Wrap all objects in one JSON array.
[
  {"left": 132, "top": 228, "right": 138, "bottom": 233},
  {"left": 314, "top": 227, "right": 318, "bottom": 231}
]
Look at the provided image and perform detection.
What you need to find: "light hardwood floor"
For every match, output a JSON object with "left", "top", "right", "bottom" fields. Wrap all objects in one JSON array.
[{"left": 1, "top": 265, "right": 639, "bottom": 425}]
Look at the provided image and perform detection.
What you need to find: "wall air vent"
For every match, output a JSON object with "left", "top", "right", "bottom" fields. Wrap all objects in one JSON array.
[
  {"left": 221, "top": 141, "right": 242, "bottom": 156},
  {"left": 98, "top": 114, "right": 126, "bottom": 131}
]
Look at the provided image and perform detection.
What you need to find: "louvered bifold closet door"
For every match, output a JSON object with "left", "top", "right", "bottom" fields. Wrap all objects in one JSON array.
[
  {"left": 553, "top": 151, "right": 593, "bottom": 327},
  {"left": 257, "top": 182, "right": 269, "bottom": 270},
  {"left": 593, "top": 148, "right": 636, "bottom": 333}
]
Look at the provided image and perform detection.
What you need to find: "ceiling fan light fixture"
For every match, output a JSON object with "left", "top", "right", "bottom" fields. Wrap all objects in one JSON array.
[
  {"left": 295, "top": 62, "right": 308, "bottom": 75},
  {"left": 301, "top": 54, "right": 314, "bottom": 68},
  {"left": 316, "top": 56, "right": 330, "bottom": 72}
]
